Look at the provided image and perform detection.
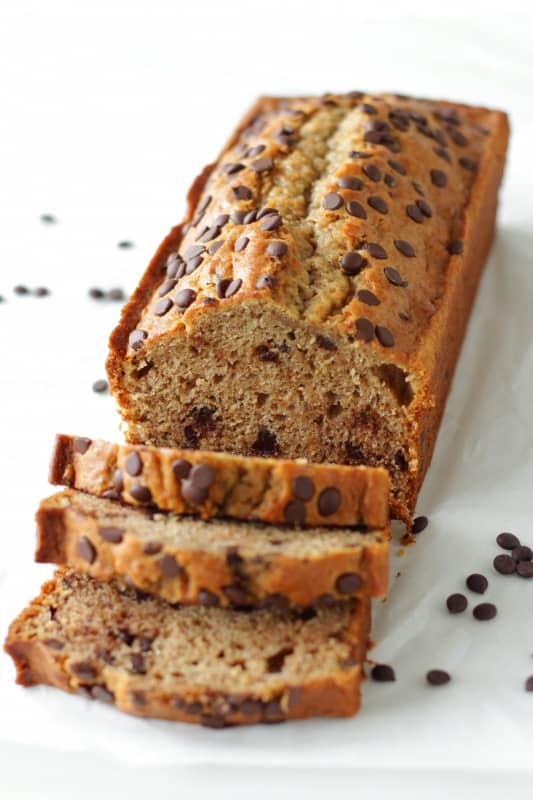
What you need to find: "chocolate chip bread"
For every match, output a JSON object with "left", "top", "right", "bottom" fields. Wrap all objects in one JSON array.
[
  {"left": 106, "top": 92, "right": 509, "bottom": 524},
  {"left": 5, "top": 569, "right": 370, "bottom": 726},
  {"left": 36, "top": 490, "right": 389, "bottom": 607},
  {"left": 49, "top": 434, "right": 389, "bottom": 528}
]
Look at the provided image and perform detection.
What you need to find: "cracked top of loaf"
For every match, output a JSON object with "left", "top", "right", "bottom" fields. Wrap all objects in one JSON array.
[{"left": 109, "top": 91, "right": 508, "bottom": 369}]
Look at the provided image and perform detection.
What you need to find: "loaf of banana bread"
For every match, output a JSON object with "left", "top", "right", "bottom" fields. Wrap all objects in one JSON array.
[
  {"left": 106, "top": 92, "right": 509, "bottom": 523},
  {"left": 5, "top": 569, "right": 370, "bottom": 726}
]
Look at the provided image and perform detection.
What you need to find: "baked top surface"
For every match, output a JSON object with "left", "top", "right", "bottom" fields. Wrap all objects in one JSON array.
[{"left": 118, "top": 92, "right": 508, "bottom": 367}]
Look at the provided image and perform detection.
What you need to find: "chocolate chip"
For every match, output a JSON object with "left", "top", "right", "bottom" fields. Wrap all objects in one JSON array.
[
  {"left": 406, "top": 203, "right": 424, "bottom": 223},
  {"left": 224, "top": 278, "right": 242, "bottom": 298},
  {"left": 34, "top": 286, "right": 50, "bottom": 297},
  {"left": 394, "top": 239, "right": 416, "bottom": 257},
  {"left": 473, "top": 602, "right": 497, "bottom": 621},
  {"left": 430, "top": 169, "right": 447, "bottom": 187},
  {"left": 124, "top": 451, "right": 142, "bottom": 477},
  {"left": 292, "top": 475, "right": 314, "bottom": 501},
  {"left": 359, "top": 102, "right": 377, "bottom": 114},
  {"left": 384, "top": 173, "right": 396, "bottom": 188},
  {"left": 40, "top": 213, "right": 57, "bottom": 224},
  {"left": 175, "top": 288, "right": 196, "bottom": 309},
  {"left": 185, "top": 256, "right": 203, "bottom": 274},
  {"left": 466, "top": 573, "right": 488, "bottom": 594},
  {"left": 77, "top": 536, "right": 96, "bottom": 564},
  {"left": 232, "top": 185, "right": 252, "bottom": 201},
  {"left": 284, "top": 499, "right": 306, "bottom": 525},
  {"left": 70, "top": 661, "right": 97, "bottom": 681},
  {"left": 92, "top": 379, "right": 108, "bottom": 393},
  {"left": 355, "top": 317, "right": 374, "bottom": 341},
  {"left": 322, "top": 192, "right": 344, "bottom": 210},
  {"left": 512, "top": 545, "right": 532, "bottom": 562},
  {"left": 494, "top": 554, "right": 516, "bottom": 575},
  {"left": 118, "top": 628, "right": 135, "bottom": 645},
  {"left": 130, "top": 690, "right": 146, "bottom": 706},
  {"left": 198, "top": 589, "right": 220, "bottom": 607},
  {"left": 234, "top": 236, "right": 249, "bottom": 252},
  {"left": 363, "top": 163, "right": 382, "bottom": 182},
  {"left": 434, "top": 146, "right": 452, "bottom": 163},
  {"left": 158, "top": 279, "right": 177, "bottom": 298},
  {"left": 517, "top": 562, "right": 533, "bottom": 578},
  {"left": 375, "top": 325, "right": 394, "bottom": 347},
  {"left": 335, "top": 572, "right": 362, "bottom": 594},
  {"left": 367, "top": 196, "right": 388, "bottom": 214},
  {"left": 89, "top": 684, "right": 114, "bottom": 704},
  {"left": 188, "top": 463, "right": 215, "bottom": 490},
  {"left": 251, "top": 156, "right": 274, "bottom": 173},
  {"left": 365, "top": 243, "right": 387, "bottom": 259},
  {"left": 223, "top": 585, "right": 252, "bottom": 607},
  {"left": 337, "top": 176, "right": 363, "bottom": 190},
  {"left": 371, "top": 664, "right": 395, "bottom": 682},
  {"left": 349, "top": 150, "right": 372, "bottom": 159},
  {"left": 74, "top": 436, "right": 91, "bottom": 454},
  {"left": 387, "top": 159, "right": 406, "bottom": 175},
  {"left": 222, "top": 162, "right": 244, "bottom": 175},
  {"left": 247, "top": 144, "right": 266, "bottom": 158},
  {"left": 199, "top": 225, "right": 221, "bottom": 243},
  {"left": 525, "top": 676, "right": 533, "bottom": 691},
  {"left": 459, "top": 156, "right": 478, "bottom": 172},
  {"left": 263, "top": 698, "right": 283, "bottom": 721},
  {"left": 447, "top": 593, "right": 467, "bottom": 613},
  {"left": 316, "top": 334, "right": 337, "bottom": 351},
  {"left": 142, "top": 541, "right": 162, "bottom": 555},
  {"left": 496, "top": 532, "right": 520, "bottom": 550},
  {"left": 251, "top": 428, "right": 279, "bottom": 455},
  {"left": 208, "top": 240, "right": 224, "bottom": 256},
  {"left": 357, "top": 289, "right": 380, "bottom": 306},
  {"left": 260, "top": 212, "right": 282, "bottom": 231},
  {"left": 101, "top": 489, "right": 121, "bottom": 501},
  {"left": 14, "top": 285, "right": 29, "bottom": 295},
  {"left": 255, "top": 274, "right": 276, "bottom": 290},
  {"left": 426, "top": 669, "right": 450, "bottom": 686},
  {"left": 128, "top": 485, "right": 152, "bottom": 503},
  {"left": 89, "top": 287, "right": 105, "bottom": 299},
  {"left": 181, "top": 479, "right": 208, "bottom": 504},
  {"left": 171, "top": 458, "right": 191, "bottom": 480},
  {"left": 240, "top": 698, "right": 263, "bottom": 716},
  {"left": 117, "top": 240, "right": 134, "bottom": 249},
  {"left": 318, "top": 487, "right": 341, "bottom": 516},
  {"left": 98, "top": 526, "right": 124, "bottom": 544},
  {"left": 398, "top": 311, "right": 410, "bottom": 322},
  {"left": 43, "top": 638, "right": 64, "bottom": 650},
  {"left": 129, "top": 653, "right": 146, "bottom": 674},
  {"left": 230, "top": 210, "right": 247, "bottom": 224},
  {"left": 184, "top": 244, "right": 205, "bottom": 261},
  {"left": 346, "top": 200, "right": 367, "bottom": 219},
  {"left": 384, "top": 267, "right": 407, "bottom": 287},
  {"left": 158, "top": 554, "right": 182, "bottom": 578},
  {"left": 412, "top": 515, "right": 428, "bottom": 533},
  {"left": 259, "top": 593, "right": 289, "bottom": 610},
  {"left": 340, "top": 251, "right": 364, "bottom": 275},
  {"left": 266, "top": 241, "right": 288, "bottom": 258},
  {"left": 416, "top": 198, "right": 433, "bottom": 217},
  {"left": 113, "top": 469, "right": 124, "bottom": 492},
  {"left": 447, "top": 128, "right": 468, "bottom": 147},
  {"left": 129, "top": 329, "right": 147, "bottom": 350},
  {"left": 257, "top": 207, "right": 278, "bottom": 220},
  {"left": 447, "top": 240, "right": 464, "bottom": 255}
]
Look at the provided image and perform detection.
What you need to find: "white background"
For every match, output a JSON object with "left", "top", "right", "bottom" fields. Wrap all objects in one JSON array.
[{"left": 0, "top": 1, "right": 532, "bottom": 797}]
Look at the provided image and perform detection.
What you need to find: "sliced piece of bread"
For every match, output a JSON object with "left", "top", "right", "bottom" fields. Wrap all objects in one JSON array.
[
  {"left": 36, "top": 490, "right": 389, "bottom": 607},
  {"left": 5, "top": 569, "right": 370, "bottom": 726},
  {"left": 49, "top": 434, "right": 389, "bottom": 528}
]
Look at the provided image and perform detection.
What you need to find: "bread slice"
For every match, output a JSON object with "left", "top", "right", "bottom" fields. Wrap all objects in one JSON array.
[
  {"left": 49, "top": 434, "right": 389, "bottom": 528},
  {"left": 36, "top": 490, "right": 389, "bottom": 607},
  {"left": 105, "top": 92, "right": 509, "bottom": 524},
  {"left": 5, "top": 569, "right": 370, "bottom": 726}
]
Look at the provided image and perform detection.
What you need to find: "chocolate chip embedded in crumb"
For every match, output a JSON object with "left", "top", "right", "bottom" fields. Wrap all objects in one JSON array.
[
  {"left": 199, "top": 589, "right": 220, "bottom": 607},
  {"left": 446, "top": 593, "right": 467, "bottom": 614},
  {"left": 129, "top": 653, "right": 146, "bottom": 674},
  {"left": 416, "top": 198, "right": 433, "bottom": 217},
  {"left": 181, "top": 479, "right": 208, "bottom": 504},
  {"left": 243, "top": 210, "right": 257, "bottom": 224},
  {"left": 394, "top": 239, "right": 416, "bottom": 258},
  {"left": 91, "top": 685, "right": 115, "bottom": 704},
  {"left": 77, "top": 536, "right": 96, "bottom": 564},
  {"left": 362, "top": 163, "right": 381, "bottom": 182},
  {"left": 292, "top": 475, "right": 315, "bottom": 501},
  {"left": 98, "top": 526, "right": 124, "bottom": 544},
  {"left": 473, "top": 602, "right": 497, "bottom": 621},
  {"left": 124, "top": 451, "right": 143, "bottom": 477},
  {"left": 175, "top": 288, "right": 196, "bottom": 310},
  {"left": 367, "top": 196, "right": 388, "bottom": 214},
  {"left": 346, "top": 200, "right": 367, "bottom": 219},
  {"left": 496, "top": 532, "right": 520, "bottom": 550},
  {"left": 284, "top": 499, "right": 306, "bottom": 525},
  {"left": 158, "top": 553, "right": 182, "bottom": 577},
  {"left": 266, "top": 241, "right": 288, "bottom": 258},
  {"left": 375, "top": 325, "right": 395, "bottom": 348},
  {"left": 318, "top": 487, "right": 341, "bottom": 517},
  {"left": 430, "top": 169, "right": 448, "bottom": 187},
  {"left": 365, "top": 242, "right": 387, "bottom": 259},
  {"left": 412, "top": 515, "right": 428, "bottom": 534},
  {"left": 384, "top": 267, "right": 407, "bottom": 287},
  {"left": 493, "top": 554, "right": 516, "bottom": 575},
  {"left": 223, "top": 584, "right": 253, "bottom": 607},
  {"left": 426, "top": 670, "right": 450, "bottom": 686},
  {"left": 74, "top": 437, "right": 91, "bottom": 454},
  {"left": 322, "top": 192, "right": 344, "bottom": 210},
  {"left": 129, "top": 329, "right": 147, "bottom": 350},
  {"left": 221, "top": 162, "right": 244, "bottom": 175},
  {"left": 70, "top": 661, "right": 97, "bottom": 681},
  {"left": 387, "top": 159, "right": 406, "bottom": 175},
  {"left": 447, "top": 240, "right": 464, "bottom": 255},
  {"left": 459, "top": 156, "right": 478, "bottom": 172},
  {"left": 517, "top": 562, "right": 533, "bottom": 578},
  {"left": 246, "top": 144, "right": 266, "bottom": 158},
  {"left": 316, "top": 335, "right": 337, "bottom": 351},
  {"left": 189, "top": 463, "right": 216, "bottom": 490},
  {"left": 92, "top": 380, "right": 108, "bottom": 393},
  {"left": 349, "top": 150, "right": 372, "bottom": 160},
  {"left": 208, "top": 240, "right": 224, "bottom": 255},
  {"left": 359, "top": 102, "right": 377, "bottom": 115},
  {"left": 371, "top": 664, "right": 396, "bottom": 682},
  {"left": 335, "top": 572, "right": 362, "bottom": 594},
  {"left": 43, "top": 638, "right": 65, "bottom": 650},
  {"left": 406, "top": 204, "right": 424, "bottom": 223},
  {"left": 337, "top": 176, "right": 363, "bottom": 190},
  {"left": 130, "top": 690, "right": 146, "bottom": 706},
  {"left": 158, "top": 278, "right": 177, "bottom": 297},
  {"left": 251, "top": 156, "right": 274, "bottom": 173},
  {"left": 259, "top": 594, "right": 289, "bottom": 610},
  {"left": 234, "top": 236, "right": 249, "bottom": 252},
  {"left": 340, "top": 252, "right": 364, "bottom": 275},
  {"left": 171, "top": 458, "right": 191, "bottom": 480},
  {"left": 232, "top": 185, "right": 253, "bottom": 200},
  {"left": 142, "top": 541, "right": 162, "bottom": 555},
  {"left": 355, "top": 317, "right": 374, "bottom": 342},
  {"left": 128, "top": 485, "right": 152, "bottom": 503},
  {"left": 466, "top": 573, "right": 488, "bottom": 594},
  {"left": 224, "top": 278, "right": 243, "bottom": 298},
  {"left": 259, "top": 213, "right": 282, "bottom": 232},
  {"left": 357, "top": 289, "right": 380, "bottom": 306}
]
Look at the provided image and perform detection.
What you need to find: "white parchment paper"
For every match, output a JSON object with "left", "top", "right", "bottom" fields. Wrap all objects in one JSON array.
[{"left": 0, "top": 0, "right": 531, "bottom": 781}]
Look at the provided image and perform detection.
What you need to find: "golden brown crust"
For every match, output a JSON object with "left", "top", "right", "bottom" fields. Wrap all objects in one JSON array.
[
  {"left": 35, "top": 490, "right": 389, "bottom": 606},
  {"left": 49, "top": 434, "right": 390, "bottom": 529},
  {"left": 106, "top": 92, "right": 509, "bottom": 524},
  {"left": 4, "top": 570, "right": 370, "bottom": 726}
]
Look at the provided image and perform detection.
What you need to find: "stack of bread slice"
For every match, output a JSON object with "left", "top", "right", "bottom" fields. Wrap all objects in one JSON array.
[{"left": 5, "top": 435, "right": 390, "bottom": 727}]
